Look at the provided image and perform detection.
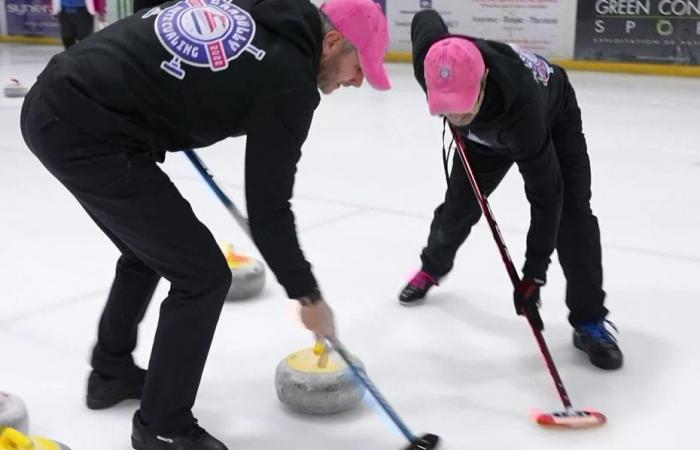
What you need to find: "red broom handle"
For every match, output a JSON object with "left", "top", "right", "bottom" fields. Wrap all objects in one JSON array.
[{"left": 449, "top": 125, "right": 573, "bottom": 410}]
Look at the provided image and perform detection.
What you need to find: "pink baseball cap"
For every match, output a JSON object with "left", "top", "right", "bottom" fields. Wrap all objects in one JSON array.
[
  {"left": 320, "top": 0, "right": 391, "bottom": 90},
  {"left": 424, "top": 38, "right": 486, "bottom": 116}
]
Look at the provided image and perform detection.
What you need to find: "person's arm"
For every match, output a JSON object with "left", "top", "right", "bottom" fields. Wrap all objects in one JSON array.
[
  {"left": 507, "top": 101, "right": 564, "bottom": 282},
  {"left": 244, "top": 89, "right": 320, "bottom": 300},
  {"left": 245, "top": 88, "right": 336, "bottom": 339}
]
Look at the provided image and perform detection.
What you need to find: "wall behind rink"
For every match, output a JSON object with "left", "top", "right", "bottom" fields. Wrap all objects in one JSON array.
[
  {"left": 386, "top": 0, "right": 577, "bottom": 60},
  {"left": 1, "top": 0, "right": 699, "bottom": 76},
  {"left": 382, "top": 0, "right": 700, "bottom": 76},
  {"left": 575, "top": 0, "right": 700, "bottom": 65}
]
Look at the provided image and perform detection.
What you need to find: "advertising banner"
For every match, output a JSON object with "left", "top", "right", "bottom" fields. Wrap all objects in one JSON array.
[
  {"left": 386, "top": 0, "right": 577, "bottom": 59},
  {"left": 5, "top": 0, "right": 59, "bottom": 37},
  {"left": 575, "top": 0, "right": 700, "bottom": 65},
  {"left": 1, "top": 0, "right": 7, "bottom": 35}
]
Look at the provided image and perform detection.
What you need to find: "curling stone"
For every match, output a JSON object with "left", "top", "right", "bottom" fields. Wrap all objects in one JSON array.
[
  {"left": 275, "top": 347, "right": 365, "bottom": 415},
  {"left": 0, "top": 427, "right": 71, "bottom": 450},
  {"left": 3, "top": 79, "right": 28, "bottom": 98},
  {"left": 223, "top": 244, "right": 265, "bottom": 300},
  {"left": 0, "top": 392, "right": 28, "bottom": 434}
]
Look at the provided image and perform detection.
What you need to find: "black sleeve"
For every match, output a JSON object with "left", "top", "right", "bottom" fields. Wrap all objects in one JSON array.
[
  {"left": 244, "top": 89, "right": 320, "bottom": 299},
  {"left": 505, "top": 100, "right": 563, "bottom": 282}
]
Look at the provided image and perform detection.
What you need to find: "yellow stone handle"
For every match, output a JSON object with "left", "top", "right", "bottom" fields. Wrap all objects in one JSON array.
[{"left": 313, "top": 339, "right": 328, "bottom": 368}]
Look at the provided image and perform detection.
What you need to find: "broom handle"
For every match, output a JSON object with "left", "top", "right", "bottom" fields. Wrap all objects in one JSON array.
[{"left": 449, "top": 125, "right": 573, "bottom": 410}]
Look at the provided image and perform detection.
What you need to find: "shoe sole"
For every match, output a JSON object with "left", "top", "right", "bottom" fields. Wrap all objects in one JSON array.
[
  {"left": 399, "top": 297, "right": 426, "bottom": 307},
  {"left": 131, "top": 437, "right": 150, "bottom": 450},
  {"left": 87, "top": 392, "right": 142, "bottom": 410},
  {"left": 573, "top": 334, "right": 623, "bottom": 371},
  {"left": 87, "top": 397, "right": 114, "bottom": 410},
  {"left": 87, "top": 397, "right": 131, "bottom": 410}
]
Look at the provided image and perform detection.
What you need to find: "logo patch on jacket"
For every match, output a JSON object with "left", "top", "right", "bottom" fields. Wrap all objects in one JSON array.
[
  {"left": 509, "top": 44, "right": 552, "bottom": 86},
  {"left": 145, "top": 0, "right": 266, "bottom": 80}
]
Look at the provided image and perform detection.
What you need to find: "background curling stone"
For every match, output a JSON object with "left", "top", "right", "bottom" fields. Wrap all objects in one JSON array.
[
  {"left": 223, "top": 244, "right": 265, "bottom": 300},
  {"left": 0, "top": 427, "right": 71, "bottom": 450},
  {"left": 0, "top": 392, "right": 28, "bottom": 434},
  {"left": 275, "top": 347, "right": 365, "bottom": 415},
  {"left": 3, "top": 79, "right": 28, "bottom": 98}
]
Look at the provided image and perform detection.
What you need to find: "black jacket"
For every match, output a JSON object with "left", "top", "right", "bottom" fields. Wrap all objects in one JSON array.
[
  {"left": 37, "top": 0, "right": 324, "bottom": 298},
  {"left": 411, "top": 9, "right": 567, "bottom": 281}
]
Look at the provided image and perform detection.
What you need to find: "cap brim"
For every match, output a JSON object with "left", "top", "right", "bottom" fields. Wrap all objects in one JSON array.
[
  {"left": 359, "top": 53, "right": 391, "bottom": 91},
  {"left": 427, "top": 84, "right": 479, "bottom": 116}
]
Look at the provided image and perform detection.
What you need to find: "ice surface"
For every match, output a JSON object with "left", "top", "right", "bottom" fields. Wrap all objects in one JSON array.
[{"left": 1, "top": 43, "right": 699, "bottom": 449}]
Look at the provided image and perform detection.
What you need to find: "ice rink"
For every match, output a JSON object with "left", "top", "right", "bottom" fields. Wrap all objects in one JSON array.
[{"left": 1, "top": 43, "right": 699, "bottom": 449}]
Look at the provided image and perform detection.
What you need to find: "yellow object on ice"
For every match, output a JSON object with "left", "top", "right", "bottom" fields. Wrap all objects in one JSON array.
[
  {"left": 0, "top": 428, "right": 63, "bottom": 450},
  {"left": 286, "top": 348, "right": 343, "bottom": 374},
  {"left": 222, "top": 243, "right": 253, "bottom": 269}
]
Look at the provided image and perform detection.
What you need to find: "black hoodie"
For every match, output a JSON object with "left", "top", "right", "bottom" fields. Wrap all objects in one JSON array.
[
  {"left": 37, "top": 0, "right": 324, "bottom": 299},
  {"left": 411, "top": 9, "right": 567, "bottom": 282}
]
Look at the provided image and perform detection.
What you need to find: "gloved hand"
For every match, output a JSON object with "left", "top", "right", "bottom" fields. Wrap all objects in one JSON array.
[
  {"left": 514, "top": 277, "right": 544, "bottom": 330},
  {"left": 299, "top": 292, "right": 336, "bottom": 340}
]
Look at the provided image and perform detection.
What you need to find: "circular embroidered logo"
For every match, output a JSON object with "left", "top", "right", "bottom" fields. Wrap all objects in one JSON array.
[
  {"left": 152, "top": 0, "right": 266, "bottom": 79},
  {"left": 509, "top": 44, "right": 552, "bottom": 86},
  {"left": 439, "top": 66, "right": 451, "bottom": 80}
]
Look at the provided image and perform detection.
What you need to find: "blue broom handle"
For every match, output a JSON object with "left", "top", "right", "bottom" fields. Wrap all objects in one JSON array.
[
  {"left": 330, "top": 338, "right": 417, "bottom": 443},
  {"left": 183, "top": 150, "right": 251, "bottom": 238}
]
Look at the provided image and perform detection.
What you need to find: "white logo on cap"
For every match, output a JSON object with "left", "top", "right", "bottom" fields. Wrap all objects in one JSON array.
[{"left": 439, "top": 66, "right": 451, "bottom": 80}]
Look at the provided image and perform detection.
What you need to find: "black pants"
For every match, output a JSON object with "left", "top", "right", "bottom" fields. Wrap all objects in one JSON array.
[
  {"left": 421, "top": 79, "right": 607, "bottom": 326},
  {"left": 20, "top": 86, "right": 232, "bottom": 433},
  {"left": 59, "top": 9, "right": 94, "bottom": 49}
]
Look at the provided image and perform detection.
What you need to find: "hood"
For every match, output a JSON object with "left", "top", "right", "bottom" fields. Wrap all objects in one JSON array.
[
  {"left": 251, "top": 0, "right": 324, "bottom": 73},
  {"left": 411, "top": 9, "right": 450, "bottom": 93}
]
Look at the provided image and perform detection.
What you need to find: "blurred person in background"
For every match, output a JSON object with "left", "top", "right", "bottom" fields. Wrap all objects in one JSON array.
[{"left": 52, "top": 0, "right": 106, "bottom": 49}]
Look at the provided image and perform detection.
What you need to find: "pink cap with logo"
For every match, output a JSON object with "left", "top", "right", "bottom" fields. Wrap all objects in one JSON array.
[
  {"left": 320, "top": 0, "right": 391, "bottom": 90},
  {"left": 424, "top": 38, "right": 486, "bottom": 116}
]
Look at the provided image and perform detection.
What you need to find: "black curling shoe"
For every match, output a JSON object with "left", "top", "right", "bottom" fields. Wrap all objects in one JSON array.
[
  {"left": 131, "top": 411, "right": 228, "bottom": 450},
  {"left": 573, "top": 319, "right": 623, "bottom": 370},
  {"left": 399, "top": 270, "right": 438, "bottom": 306},
  {"left": 87, "top": 369, "right": 145, "bottom": 410}
]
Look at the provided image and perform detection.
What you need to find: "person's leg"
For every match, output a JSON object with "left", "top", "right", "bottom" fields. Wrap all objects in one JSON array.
[
  {"left": 83, "top": 214, "right": 160, "bottom": 409},
  {"left": 400, "top": 142, "right": 512, "bottom": 304},
  {"left": 91, "top": 251, "right": 160, "bottom": 381},
  {"left": 421, "top": 148, "right": 513, "bottom": 277},
  {"left": 74, "top": 9, "right": 96, "bottom": 42},
  {"left": 59, "top": 12, "right": 77, "bottom": 49},
  {"left": 22, "top": 87, "right": 160, "bottom": 384},
  {"left": 21, "top": 88, "right": 232, "bottom": 434},
  {"left": 552, "top": 80, "right": 607, "bottom": 327},
  {"left": 552, "top": 75, "right": 621, "bottom": 370},
  {"left": 72, "top": 156, "right": 230, "bottom": 431}
]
